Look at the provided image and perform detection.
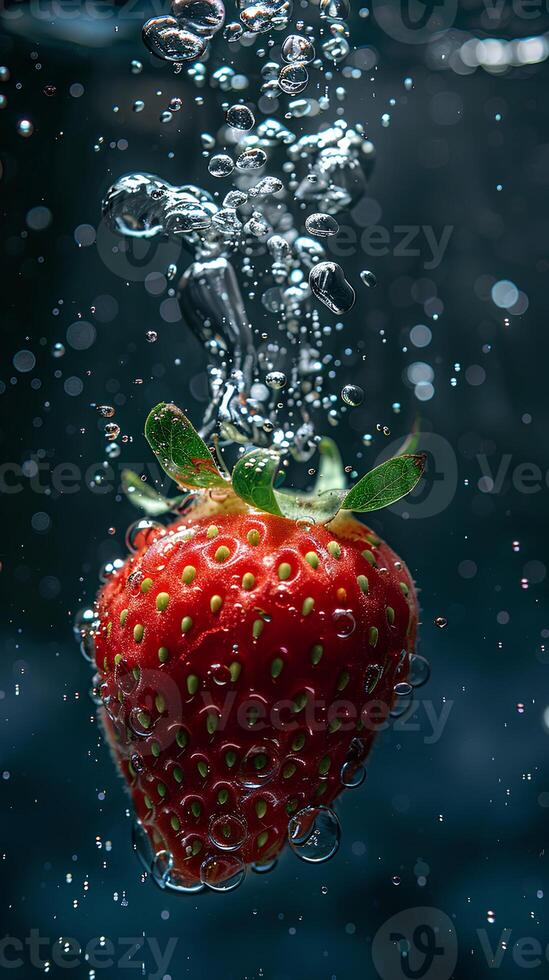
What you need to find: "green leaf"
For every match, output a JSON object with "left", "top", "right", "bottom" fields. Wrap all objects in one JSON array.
[
  {"left": 144, "top": 403, "right": 227, "bottom": 491},
  {"left": 121, "top": 469, "right": 187, "bottom": 516},
  {"left": 341, "top": 454, "right": 426, "bottom": 513},
  {"left": 313, "top": 437, "right": 346, "bottom": 496},
  {"left": 232, "top": 449, "right": 345, "bottom": 525}
]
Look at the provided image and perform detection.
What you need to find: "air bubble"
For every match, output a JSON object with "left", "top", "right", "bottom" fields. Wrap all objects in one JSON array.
[{"left": 288, "top": 806, "right": 340, "bottom": 863}]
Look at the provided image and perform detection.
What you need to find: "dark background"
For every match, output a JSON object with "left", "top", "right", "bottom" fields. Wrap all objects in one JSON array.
[{"left": 1, "top": 1, "right": 549, "bottom": 977}]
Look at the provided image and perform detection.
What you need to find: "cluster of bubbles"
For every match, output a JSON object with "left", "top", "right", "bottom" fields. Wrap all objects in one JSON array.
[{"left": 104, "top": 0, "right": 378, "bottom": 457}]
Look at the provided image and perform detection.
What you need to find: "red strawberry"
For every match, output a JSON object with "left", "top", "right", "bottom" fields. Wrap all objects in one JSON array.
[{"left": 93, "top": 493, "right": 419, "bottom": 891}]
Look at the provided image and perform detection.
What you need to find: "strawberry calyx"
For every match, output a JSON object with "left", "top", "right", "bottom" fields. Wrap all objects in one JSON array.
[{"left": 122, "top": 401, "right": 426, "bottom": 526}]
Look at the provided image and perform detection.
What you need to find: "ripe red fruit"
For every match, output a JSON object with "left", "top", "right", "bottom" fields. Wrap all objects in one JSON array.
[{"left": 94, "top": 495, "right": 418, "bottom": 891}]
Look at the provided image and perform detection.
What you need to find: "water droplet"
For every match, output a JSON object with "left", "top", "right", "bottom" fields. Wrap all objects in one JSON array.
[{"left": 288, "top": 806, "right": 340, "bottom": 863}]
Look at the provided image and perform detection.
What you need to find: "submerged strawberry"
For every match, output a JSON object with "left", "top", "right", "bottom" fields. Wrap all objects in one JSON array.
[{"left": 88, "top": 404, "right": 426, "bottom": 892}]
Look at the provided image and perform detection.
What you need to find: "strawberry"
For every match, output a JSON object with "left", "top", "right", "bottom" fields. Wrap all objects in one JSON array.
[{"left": 88, "top": 404, "right": 425, "bottom": 892}]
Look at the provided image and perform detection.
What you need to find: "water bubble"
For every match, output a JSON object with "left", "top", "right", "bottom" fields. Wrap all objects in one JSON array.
[
  {"left": 208, "top": 154, "right": 234, "bottom": 177},
  {"left": 266, "top": 370, "right": 287, "bottom": 389},
  {"left": 52, "top": 342, "right": 65, "bottom": 358},
  {"left": 129, "top": 706, "right": 157, "bottom": 737},
  {"left": 332, "top": 608, "right": 356, "bottom": 638},
  {"left": 171, "top": 0, "right": 226, "bottom": 37},
  {"left": 251, "top": 858, "right": 278, "bottom": 874},
  {"left": 409, "top": 653, "right": 431, "bottom": 688},
  {"left": 133, "top": 100, "right": 145, "bottom": 113},
  {"left": 282, "top": 34, "right": 315, "bottom": 64},
  {"left": 146, "top": 330, "right": 158, "bottom": 342},
  {"left": 238, "top": 743, "right": 279, "bottom": 788},
  {"left": 320, "top": 0, "right": 350, "bottom": 17},
  {"left": 341, "top": 760, "right": 366, "bottom": 788},
  {"left": 131, "top": 59, "right": 143, "bottom": 74},
  {"left": 360, "top": 269, "right": 377, "bottom": 288},
  {"left": 125, "top": 518, "right": 164, "bottom": 552},
  {"left": 240, "top": 0, "right": 293, "bottom": 34},
  {"left": 278, "top": 64, "right": 309, "bottom": 95},
  {"left": 288, "top": 806, "right": 340, "bottom": 863},
  {"left": 305, "top": 212, "right": 339, "bottom": 238},
  {"left": 309, "top": 261, "right": 355, "bottom": 315},
  {"left": 105, "top": 422, "right": 120, "bottom": 441},
  {"left": 200, "top": 853, "right": 246, "bottom": 891},
  {"left": 434, "top": 616, "right": 448, "bottom": 629},
  {"left": 236, "top": 147, "right": 267, "bottom": 170},
  {"left": 17, "top": 119, "right": 34, "bottom": 138},
  {"left": 249, "top": 175, "right": 283, "bottom": 197},
  {"left": 394, "top": 681, "right": 413, "bottom": 697},
  {"left": 341, "top": 384, "right": 363, "bottom": 407},
  {"left": 97, "top": 404, "right": 115, "bottom": 418},
  {"left": 226, "top": 104, "right": 255, "bottom": 131},
  {"left": 208, "top": 812, "right": 247, "bottom": 851},
  {"left": 142, "top": 17, "right": 207, "bottom": 62}
]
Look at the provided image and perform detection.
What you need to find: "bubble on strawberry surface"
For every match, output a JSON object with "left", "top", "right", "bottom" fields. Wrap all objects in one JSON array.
[
  {"left": 199, "top": 853, "right": 246, "bottom": 890},
  {"left": 288, "top": 806, "right": 340, "bottom": 863},
  {"left": 332, "top": 608, "right": 356, "bottom": 638},
  {"left": 208, "top": 812, "right": 248, "bottom": 850},
  {"left": 125, "top": 518, "right": 164, "bottom": 553},
  {"left": 394, "top": 680, "right": 413, "bottom": 697},
  {"left": 340, "top": 761, "right": 366, "bottom": 789},
  {"left": 238, "top": 743, "right": 280, "bottom": 788}
]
